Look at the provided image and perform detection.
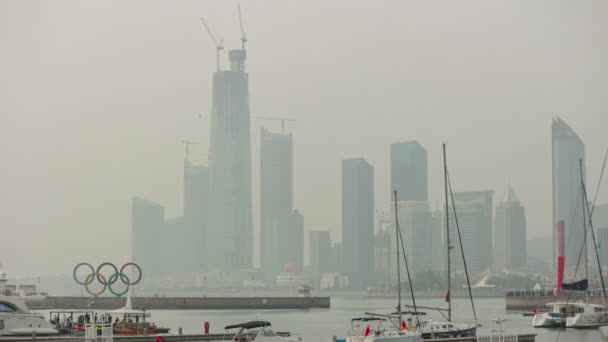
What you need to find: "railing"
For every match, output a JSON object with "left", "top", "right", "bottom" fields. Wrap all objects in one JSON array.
[
  {"left": 85, "top": 323, "right": 113, "bottom": 342},
  {"left": 477, "top": 334, "right": 518, "bottom": 342},
  {"left": 506, "top": 288, "right": 606, "bottom": 297}
]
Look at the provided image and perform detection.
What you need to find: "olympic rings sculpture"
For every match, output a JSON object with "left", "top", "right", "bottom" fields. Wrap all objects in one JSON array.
[{"left": 73, "top": 262, "right": 142, "bottom": 297}]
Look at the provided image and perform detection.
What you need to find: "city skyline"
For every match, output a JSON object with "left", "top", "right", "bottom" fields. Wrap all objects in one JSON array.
[{"left": 2, "top": 0, "right": 608, "bottom": 277}]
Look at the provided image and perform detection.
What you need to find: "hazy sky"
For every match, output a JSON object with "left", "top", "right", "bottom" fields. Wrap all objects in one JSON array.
[{"left": 1, "top": 0, "right": 607, "bottom": 277}]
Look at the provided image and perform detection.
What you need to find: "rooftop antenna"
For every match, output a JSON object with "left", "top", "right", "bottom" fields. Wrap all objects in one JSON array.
[
  {"left": 238, "top": 4, "right": 247, "bottom": 50},
  {"left": 181, "top": 140, "right": 196, "bottom": 162},
  {"left": 253, "top": 116, "right": 296, "bottom": 134},
  {"left": 200, "top": 17, "right": 224, "bottom": 71}
]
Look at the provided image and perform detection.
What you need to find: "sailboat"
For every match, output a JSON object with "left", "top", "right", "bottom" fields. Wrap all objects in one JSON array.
[
  {"left": 402, "top": 143, "right": 477, "bottom": 339},
  {"left": 345, "top": 192, "right": 422, "bottom": 342},
  {"left": 564, "top": 159, "right": 608, "bottom": 328}
]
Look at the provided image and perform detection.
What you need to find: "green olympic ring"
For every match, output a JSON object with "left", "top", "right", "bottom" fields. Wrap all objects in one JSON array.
[{"left": 108, "top": 273, "right": 130, "bottom": 297}]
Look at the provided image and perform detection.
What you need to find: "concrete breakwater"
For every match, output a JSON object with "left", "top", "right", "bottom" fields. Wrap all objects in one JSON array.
[
  {"left": 26, "top": 296, "right": 330, "bottom": 310},
  {"left": 506, "top": 290, "right": 606, "bottom": 311}
]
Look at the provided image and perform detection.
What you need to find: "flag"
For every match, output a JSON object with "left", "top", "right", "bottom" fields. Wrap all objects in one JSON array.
[{"left": 445, "top": 290, "right": 450, "bottom": 303}]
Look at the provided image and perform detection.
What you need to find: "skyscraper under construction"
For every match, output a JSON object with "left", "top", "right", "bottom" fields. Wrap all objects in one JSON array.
[{"left": 207, "top": 48, "right": 253, "bottom": 272}]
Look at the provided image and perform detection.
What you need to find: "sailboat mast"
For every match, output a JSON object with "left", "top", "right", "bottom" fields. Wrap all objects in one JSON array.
[
  {"left": 580, "top": 159, "right": 588, "bottom": 302},
  {"left": 443, "top": 143, "right": 451, "bottom": 322},
  {"left": 393, "top": 190, "right": 402, "bottom": 326}
]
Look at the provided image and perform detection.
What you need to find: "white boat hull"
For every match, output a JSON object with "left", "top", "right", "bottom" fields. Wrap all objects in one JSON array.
[
  {"left": 566, "top": 312, "right": 608, "bottom": 328},
  {"left": 0, "top": 314, "right": 59, "bottom": 335},
  {"left": 346, "top": 331, "right": 421, "bottom": 342},
  {"left": 532, "top": 313, "right": 564, "bottom": 328}
]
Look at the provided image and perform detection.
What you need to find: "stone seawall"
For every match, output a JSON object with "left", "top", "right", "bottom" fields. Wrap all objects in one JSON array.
[
  {"left": 26, "top": 296, "right": 330, "bottom": 310},
  {"left": 506, "top": 293, "right": 604, "bottom": 311}
]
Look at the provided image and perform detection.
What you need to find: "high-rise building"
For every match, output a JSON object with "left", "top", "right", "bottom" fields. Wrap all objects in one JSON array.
[
  {"left": 494, "top": 186, "right": 527, "bottom": 270},
  {"left": 448, "top": 191, "right": 494, "bottom": 275},
  {"left": 390, "top": 201, "right": 433, "bottom": 283},
  {"left": 260, "top": 128, "right": 294, "bottom": 279},
  {"left": 391, "top": 141, "right": 428, "bottom": 201},
  {"left": 184, "top": 161, "right": 209, "bottom": 273},
  {"left": 163, "top": 216, "right": 189, "bottom": 275},
  {"left": 207, "top": 48, "right": 253, "bottom": 272},
  {"left": 132, "top": 197, "right": 165, "bottom": 277},
  {"left": 331, "top": 242, "right": 343, "bottom": 273},
  {"left": 341, "top": 158, "right": 374, "bottom": 286},
  {"left": 552, "top": 117, "right": 585, "bottom": 270},
  {"left": 430, "top": 210, "right": 445, "bottom": 274},
  {"left": 373, "top": 229, "right": 391, "bottom": 282},
  {"left": 595, "top": 204, "right": 608, "bottom": 265},
  {"left": 289, "top": 209, "right": 305, "bottom": 272},
  {"left": 309, "top": 230, "right": 331, "bottom": 285}
]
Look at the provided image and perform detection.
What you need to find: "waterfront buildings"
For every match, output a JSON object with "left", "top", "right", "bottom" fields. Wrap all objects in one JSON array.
[
  {"left": 373, "top": 229, "right": 391, "bottom": 282},
  {"left": 431, "top": 210, "right": 445, "bottom": 274},
  {"left": 309, "top": 231, "right": 332, "bottom": 285},
  {"left": 595, "top": 204, "right": 608, "bottom": 265},
  {"left": 260, "top": 128, "right": 295, "bottom": 279},
  {"left": 552, "top": 117, "right": 586, "bottom": 270},
  {"left": 131, "top": 197, "right": 165, "bottom": 276},
  {"left": 341, "top": 158, "right": 374, "bottom": 287},
  {"left": 183, "top": 161, "right": 209, "bottom": 273},
  {"left": 391, "top": 141, "right": 428, "bottom": 201},
  {"left": 390, "top": 201, "right": 433, "bottom": 282},
  {"left": 494, "top": 186, "right": 527, "bottom": 270},
  {"left": 448, "top": 191, "right": 494, "bottom": 275}
]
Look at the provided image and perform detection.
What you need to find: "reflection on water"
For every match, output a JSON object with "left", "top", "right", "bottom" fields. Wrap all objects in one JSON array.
[{"left": 41, "top": 297, "right": 602, "bottom": 341}]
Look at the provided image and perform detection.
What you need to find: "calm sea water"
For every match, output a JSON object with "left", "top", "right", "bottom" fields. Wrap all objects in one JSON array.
[{"left": 41, "top": 297, "right": 602, "bottom": 342}]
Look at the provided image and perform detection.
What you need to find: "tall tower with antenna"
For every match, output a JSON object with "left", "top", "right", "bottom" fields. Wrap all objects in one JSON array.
[{"left": 206, "top": 6, "right": 253, "bottom": 273}]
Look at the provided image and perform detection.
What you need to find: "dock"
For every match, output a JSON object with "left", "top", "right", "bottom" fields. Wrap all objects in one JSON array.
[
  {"left": 506, "top": 289, "right": 605, "bottom": 311},
  {"left": 25, "top": 296, "right": 330, "bottom": 310},
  {"left": 0, "top": 333, "right": 537, "bottom": 342}
]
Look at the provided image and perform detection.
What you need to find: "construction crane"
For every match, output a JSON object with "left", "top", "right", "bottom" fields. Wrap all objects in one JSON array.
[
  {"left": 254, "top": 116, "right": 296, "bottom": 134},
  {"left": 238, "top": 4, "right": 247, "bottom": 50},
  {"left": 180, "top": 140, "right": 197, "bottom": 161},
  {"left": 200, "top": 17, "right": 224, "bottom": 71}
]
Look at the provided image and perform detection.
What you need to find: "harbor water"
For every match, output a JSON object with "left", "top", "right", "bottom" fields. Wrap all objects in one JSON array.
[{"left": 39, "top": 297, "right": 602, "bottom": 341}]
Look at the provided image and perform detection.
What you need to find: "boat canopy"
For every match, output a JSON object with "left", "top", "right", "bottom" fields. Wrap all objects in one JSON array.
[
  {"left": 392, "top": 311, "right": 427, "bottom": 316},
  {"left": 562, "top": 279, "right": 588, "bottom": 291},
  {"left": 225, "top": 321, "right": 271, "bottom": 330},
  {"left": 351, "top": 317, "right": 385, "bottom": 322}
]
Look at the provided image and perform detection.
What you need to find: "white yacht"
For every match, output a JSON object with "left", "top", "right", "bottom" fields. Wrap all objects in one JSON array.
[
  {"left": 565, "top": 302, "right": 608, "bottom": 328},
  {"left": 0, "top": 269, "right": 58, "bottom": 336}
]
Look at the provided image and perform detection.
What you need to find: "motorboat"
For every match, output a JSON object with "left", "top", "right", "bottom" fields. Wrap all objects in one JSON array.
[
  {"left": 565, "top": 302, "right": 608, "bottom": 328},
  {"left": 345, "top": 317, "right": 421, "bottom": 342},
  {"left": 220, "top": 320, "right": 300, "bottom": 341},
  {"left": 0, "top": 269, "right": 58, "bottom": 336}
]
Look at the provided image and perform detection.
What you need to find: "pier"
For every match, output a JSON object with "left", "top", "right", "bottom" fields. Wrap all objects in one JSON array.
[
  {"left": 25, "top": 296, "right": 330, "bottom": 310},
  {"left": 505, "top": 289, "right": 606, "bottom": 311},
  {"left": 0, "top": 333, "right": 537, "bottom": 342}
]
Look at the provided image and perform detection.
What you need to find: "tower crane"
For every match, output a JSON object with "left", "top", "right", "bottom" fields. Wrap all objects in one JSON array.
[
  {"left": 238, "top": 4, "right": 247, "bottom": 50},
  {"left": 254, "top": 116, "right": 296, "bottom": 134},
  {"left": 199, "top": 17, "right": 224, "bottom": 71}
]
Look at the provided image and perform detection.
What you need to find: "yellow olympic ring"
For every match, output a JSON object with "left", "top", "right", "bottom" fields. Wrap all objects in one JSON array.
[{"left": 84, "top": 273, "right": 107, "bottom": 297}]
